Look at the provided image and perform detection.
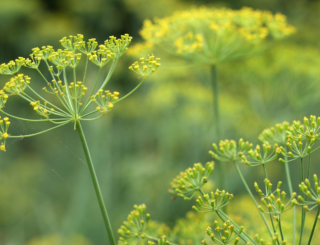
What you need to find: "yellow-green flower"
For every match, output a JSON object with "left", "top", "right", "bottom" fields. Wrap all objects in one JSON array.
[{"left": 138, "top": 6, "right": 295, "bottom": 64}]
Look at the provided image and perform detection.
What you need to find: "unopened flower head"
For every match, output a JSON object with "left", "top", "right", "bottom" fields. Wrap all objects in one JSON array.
[
  {"left": 169, "top": 162, "right": 214, "bottom": 200},
  {"left": 193, "top": 189, "right": 234, "bottom": 212},
  {"left": 203, "top": 221, "right": 242, "bottom": 245},
  {"left": 282, "top": 116, "right": 320, "bottom": 160},
  {"left": 259, "top": 121, "right": 290, "bottom": 146},
  {"left": 286, "top": 116, "right": 320, "bottom": 143},
  {"left": 148, "top": 236, "right": 169, "bottom": 245},
  {"left": 295, "top": 175, "right": 320, "bottom": 210},
  {"left": 105, "top": 34, "right": 133, "bottom": 58},
  {"left": 117, "top": 204, "right": 150, "bottom": 245},
  {"left": 241, "top": 142, "right": 282, "bottom": 166},
  {"left": 209, "top": 139, "right": 252, "bottom": 162},
  {"left": 139, "top": 7, "right": 296, "bottom": 64},
  {"left": 254, "top": 179, "right": 295, "bottom": 215}
]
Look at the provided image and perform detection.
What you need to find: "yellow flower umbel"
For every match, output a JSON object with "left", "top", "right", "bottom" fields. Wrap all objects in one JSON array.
[
  {"left": 0, "top": 90, "right": 8, "bottom": 109},
  {"left": 0, "top": 116, "right": 10, "bottom": 151},
  {"left": 139, "top": 6, "right": 296, "bottom": 64},
  {"left": 0, "top": 34, "right": 160, "bottom": 245}
]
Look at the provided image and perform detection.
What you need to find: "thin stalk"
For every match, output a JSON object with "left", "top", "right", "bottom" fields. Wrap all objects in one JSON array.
[
  {"left": 216, "top": 210, "right": 256, "bottom": 244},
  {"left": 283, "top": 146, "right": 295, "bottom": 244},
  {"left": 25, "top": 87, "right": 70, "bottom": 117},
  {"left": 262, "top": 165, "right": 280, "bottom": 245},
  {"left": 299, "top": 157, "right": 306, "bottom": 245},
  {"left": 115, "top": 79, "right": 146, "bottom": 103},
  {"left": 307, "top": 205, "right": 320, "bottom": 245},
  {"left": 233, "top": 162, "right": 273, "bottom": 238},
  {"left": 99, "top": 59, "right": 119, "bottom": 89},
  {"left": 9, "top": 120, "right": 71, "bottom": 138},
  {"left": 76, "top": 121, "right": 116, "bottom": 245},
  {"left": 73, "top": 67, "right": 78, "bottom": 117},
  {"left": 307, "top": 154, "right": 311, "bottom": 179},
  {"left": 211, "top": 65, "right": 225, "bottom": 196},
  {"left": 83, "top": 56, "right": 89, "bottom": 85},
  {"left": 278, "top": 216, "right": 284, "bottom": 241},
  {"left": 63, "top": 68, "right": 75, "bottom": 114},
  {"left": 1, "top": 110, "right": 69, "bottom": 122},
  {"left": 80, "top": 68, "right": 102, "bottom": 114}
]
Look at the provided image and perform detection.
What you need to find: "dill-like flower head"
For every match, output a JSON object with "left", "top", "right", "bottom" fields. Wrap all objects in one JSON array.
[{"left": 138, "top": 6, "right": 296, "bottom": 64}]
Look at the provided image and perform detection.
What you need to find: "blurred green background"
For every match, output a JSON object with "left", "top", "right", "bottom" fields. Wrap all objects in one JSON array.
[{"left": 1, "top": 0, "right": 320, "bottom": 244}]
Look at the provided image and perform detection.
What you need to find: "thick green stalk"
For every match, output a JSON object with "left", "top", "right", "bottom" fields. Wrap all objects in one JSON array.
[
  {"left": 307, "top": 205, "right": 320, "bottom": 245},
  {"left": 211, "top": 65, "right": 225, "bottom": 193},
  {"left": 284, "top": 146, "right": 295, "bottom": 245},
  {"left": 233, "top": 162, "right": 273, "bottom": 238},
  {"left": 76, "top": 121, "right": 116, "bottom": 245},
  {"left": 299, "top": 157, "right": 306, "bottom": 245}
]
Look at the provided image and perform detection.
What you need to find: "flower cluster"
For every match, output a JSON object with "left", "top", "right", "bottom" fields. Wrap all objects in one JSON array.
[
  {"left": 295, "top": 175, "right": 320, "bottom": 211},
  {"left": 88, "top": 45, "right": 115, "bottom": 68},
  {"left": 0, "top": 116, "right": 10, "bottom": 151},
  {"left": 0, "top": 34, "right": 161, "bottom": 147},
  {"left": 202, "top": 221, "right": 242, "bottom": 245},
  {"left": 148, "top": 236, "right": 169, "bottom": 245},
  {"left": 3, "top": 74, "right": 30, "bottom": 95},
  {"left": 91, "top": 90, "right": 119, "bottom": 114},
  {"left": 30, "top": 101, "right": 55, "bottom": 119},
  {"left": 193, "top": 190, "right": 234, "bottom": 213},
  {"left": 118, "top": 204, "right": 150, "bottom": 245},
  {"left": 258, "top": 122, "right": 290, "bottom": 146},
  {"left": 209, "top": 139, "right": 252, "bottom": 162},
  {"left": 0, "top": 90, "right": 8, "bottom": 109},
  {"left": 138, "top": 7, "right": 295, "bottom": 64},
  {"left": 168, "top": 162, "right": 214, "bottom": 200},
  {"left": 254, "top": 179, "right": 295, "bottom": 216},
  {"left": 241, "top": 142, "right": 282, "bottom": 166},
  {"left": 0, "top": 59, "right": 24, "bottom": 75},
  {"left": 129, "top": 55, "right": 161, "bottom": 79},
  {"left": 281, "top": 116, "right": 320, "bottom": 161}
]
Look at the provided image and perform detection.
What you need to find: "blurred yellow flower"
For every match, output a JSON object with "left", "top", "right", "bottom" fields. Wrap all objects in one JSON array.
[{"left": 138, "top": 6, "right": 296, "bottom": 64}]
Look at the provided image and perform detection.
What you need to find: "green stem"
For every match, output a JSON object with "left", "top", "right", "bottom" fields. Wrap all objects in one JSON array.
[
  {"left": 1, "top": 110, "right": 69, "bottom": 122},
  {"left": 211, "top": 65, "right": 225, "bottom": 198},
  {"left": 99, "top": 59, "right": 119, "bottom": 90},
  {"left": 262, "top": 165, "right": 280, "bottom": 245},
  {"left": 115, "top": 79, "right": 146, "bottom": 103},
  {"left": 278, "top": 216, "right": 284, "bottom": 241},
  {"left": 8, "top": 120, "right": 71, "bottom": 138},
  {"left": 80, "top": 68, "right": 102, "bottom": 114},
  {"left": 299, "top": 157, "right": 306, "bottom": 245},
  {"left": 76, "top": 121, "right": 116, "bottom": 245},
  {"left": 233, "top": 162, "right": 273, "bottom": 238},
  {"left": 307, "top": 205, "right": 320, "bottom": 245},
  {"left": 83, "top": 56, "right": 89, "bottom": 85},
  {"left": 216, "top": 210, "right": 256, "bottom": 244},
  {"left": 284, "top": 146, "right": 295, "bottom": 245},
  {"left": 307, "top": 154, "right": 311, "bottom": 179}
]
